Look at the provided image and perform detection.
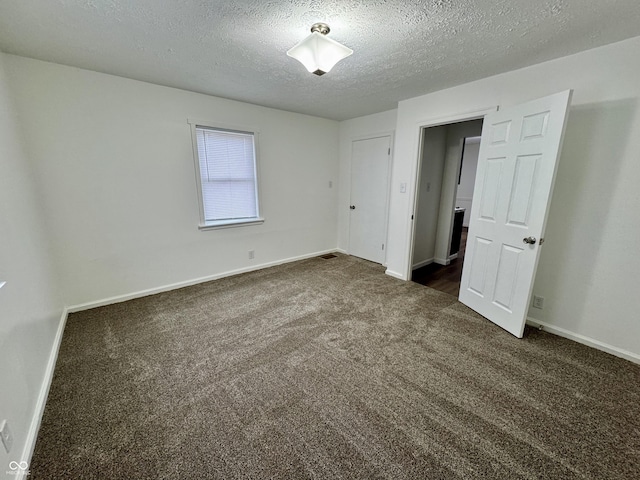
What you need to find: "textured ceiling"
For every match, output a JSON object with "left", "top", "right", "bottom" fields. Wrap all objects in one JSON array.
[{"left": 1, "top": 1, "right": 639, "bottom": 120}]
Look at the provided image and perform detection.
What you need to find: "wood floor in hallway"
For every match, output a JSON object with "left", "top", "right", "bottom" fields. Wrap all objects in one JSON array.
[{"left": 411, "top": 228, "right": 467, "bottom": 297}]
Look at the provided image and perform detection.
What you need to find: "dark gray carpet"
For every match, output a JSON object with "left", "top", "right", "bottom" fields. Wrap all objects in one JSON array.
[{"left": 31, "top": 254, "right": 640, "bottom": 479}]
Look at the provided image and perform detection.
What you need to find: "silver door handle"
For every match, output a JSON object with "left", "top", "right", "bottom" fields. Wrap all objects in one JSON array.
[
  {"left": 349, "top": 205, "right": 356, "bottom": 210},
  {"left": 523, "top": 236, "right": 536, "bottom": 245}
]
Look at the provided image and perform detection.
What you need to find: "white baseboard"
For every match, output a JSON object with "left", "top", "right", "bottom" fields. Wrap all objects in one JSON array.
[
  {"left": 526, "top": 318, "right": 640, "bottom": 365},
  {"left": 67, "top": 249, "right": 339, "bottom": 313},
  {"left": 385, "top": 269, "right": 405, "bottom": 280},
  {"left": 335, "top": 248, "right": 348, "bottom": 254},
  {"left": 434, "top": 257, "right": 450, "bottom": 266},
  {"left": 412, "top": 257, "right": 434, "bottom": 270},
  {"left": 448, "top": 253, "right": 458, "bottom": 261},
  {"left": 19, "top": 307, "right": 69, "bottom": 479}
]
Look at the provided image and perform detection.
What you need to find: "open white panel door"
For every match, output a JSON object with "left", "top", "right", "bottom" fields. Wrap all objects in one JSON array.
[{"left": 459, "top": 90, "right": 572, "bottom": 337}]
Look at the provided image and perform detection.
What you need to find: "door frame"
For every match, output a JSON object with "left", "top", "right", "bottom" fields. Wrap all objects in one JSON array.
[
  {"left": 348, "top": 132, "right": 395, "bottom": 266},
  {"left": 406, "top": 107, "right": 497, "bottom": 280}
]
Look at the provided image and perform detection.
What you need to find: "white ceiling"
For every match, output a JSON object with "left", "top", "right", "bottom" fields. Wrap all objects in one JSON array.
[{"left": 1, "top": 1, "right": 639, "bottom": 121}]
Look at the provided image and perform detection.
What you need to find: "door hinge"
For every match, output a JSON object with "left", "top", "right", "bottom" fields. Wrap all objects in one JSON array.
[
  {"left": 411, "top": 214, "right": 414, "bottom": 220},
  {"left": 382, "top": 243, "right": 385, "bottom": 250},
  {"left": 388, "top": 148, "right": 390, "bottom": 155}
]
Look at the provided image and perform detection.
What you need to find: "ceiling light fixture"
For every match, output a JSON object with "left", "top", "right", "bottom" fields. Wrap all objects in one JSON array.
[{"left": 287, "top": 23, "right": 353, "bottom": 76}]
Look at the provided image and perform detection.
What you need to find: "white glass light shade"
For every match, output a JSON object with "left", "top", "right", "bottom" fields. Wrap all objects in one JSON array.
[{"left": 287, "top": 31, "right": 353, "bottom": 75}]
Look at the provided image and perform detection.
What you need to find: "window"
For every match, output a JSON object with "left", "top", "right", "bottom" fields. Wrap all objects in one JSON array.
[{"left": 189, "top": 121, "right": 263, "bottom": 229}]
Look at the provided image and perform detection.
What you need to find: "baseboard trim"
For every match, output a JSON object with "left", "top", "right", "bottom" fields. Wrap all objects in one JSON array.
[
  {"left": 434, "top": 257, "right": 450, "bottom": 266},
  {"left": 67, "top": 249, "right": 339, "bottom": 313},
  {"left": 526, "top": 318, "right": 640, "bottom": 365},
  {"left": 385, "top": 269, "right": 405, "bottom": 280},
  {"left": 412, "top": 258, "right": 434, "bottom": 270},
  {"left": 19, "top": 307, "right": 69, "bottom": 479},
  {"left": 336, "top": 248, "right": 348, "bottom": 254}
]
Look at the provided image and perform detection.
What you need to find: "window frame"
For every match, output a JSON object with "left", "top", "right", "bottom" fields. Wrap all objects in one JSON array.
[{"left": 188, "top": 118, "right": 264, "bottom": 230}]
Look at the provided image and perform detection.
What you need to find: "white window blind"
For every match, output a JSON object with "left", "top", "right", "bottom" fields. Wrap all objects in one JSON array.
[{"left": 194, "top": 126, "right": 260, "bottom": 226}]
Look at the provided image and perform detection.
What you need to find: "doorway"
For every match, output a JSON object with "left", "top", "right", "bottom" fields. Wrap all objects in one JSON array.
[
  {"left": 404, "top": 91, "right": 572, "bottom": 337},
  {"left": 410, "top": 122, "right": 483, "bottom": 296}
]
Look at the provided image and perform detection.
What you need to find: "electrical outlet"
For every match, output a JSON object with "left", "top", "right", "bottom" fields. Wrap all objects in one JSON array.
[
  {"left": 0, "top": 420, "right": 13, "bottom": 453},
  {"left": 533, "top": 295, "right": 544, "bottom": 309},
  {"left": 248, "top": 250, "right": 255, "bottom": 260}
]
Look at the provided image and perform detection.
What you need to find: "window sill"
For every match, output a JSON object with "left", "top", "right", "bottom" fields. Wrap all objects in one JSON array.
[{"left": 198, "top": 218, "right": 264, "bottom": 231}]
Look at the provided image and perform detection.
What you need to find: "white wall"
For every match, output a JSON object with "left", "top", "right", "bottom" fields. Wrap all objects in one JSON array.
[
  {"left": 385, "top": 35, "right": 640, "bottom": 358},
  {"left": 456, "top": 139, "right": 480, "bottom": 227},
  {"left": 412, "top": 126, "right": 447, "bottom": 267},
  {"left": 338, "top": 109, "right": 397, "bottom": 253},
  {"left": 0, "top": 53, "right": 64, "bottom": 475},
  {"left": 4, "top": 55, "right": 340, "bottom": 307}
]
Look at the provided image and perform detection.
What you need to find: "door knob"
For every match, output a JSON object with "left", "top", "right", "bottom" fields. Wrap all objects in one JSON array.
[
  {"left": 522, "top": 236, "right": 537, "bottom": 245},
  {"left": 350, "top": 205, "right": 356, "bottom": 210}
]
